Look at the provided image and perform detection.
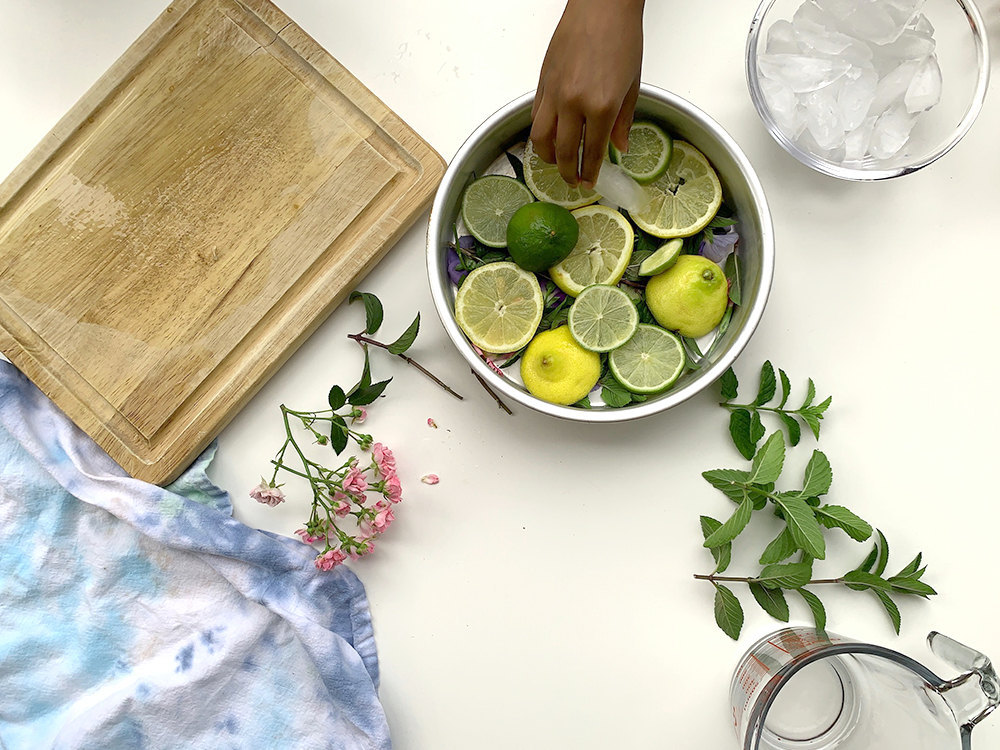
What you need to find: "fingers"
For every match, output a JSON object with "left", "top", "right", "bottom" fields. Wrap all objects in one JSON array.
[
  {"left": 610, "top": 78, "right": 640, "bottom": 154},
  {"left": 579, "top": 108, "right": 616, "bottom": 189},
  {"left": 553, "top": 113, "right": 584, "bottom": 186},
  {"left": 529, "top": 96, "right": 558, "bottom": 165}
]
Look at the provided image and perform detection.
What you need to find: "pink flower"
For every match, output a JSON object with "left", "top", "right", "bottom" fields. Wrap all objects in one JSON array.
[
  {"left": 372, "top": 502, "right": 395, "bottom": 533},
  {"left": 343, "top": 463, "right": 368, "bottom": 496},
  {"left": 427, "top": 418, "right": 438, "bottom": 429},
  {"left": 250, "top": 481, "right": 285, "bottom": 507},
  {"left": 315, "top": 548, "right": 347, "bottom": 571},
  {"left": 352, "top": 407, "right": 367, "bottom": 425},
  {"left": 295, "top": 528, "right": 326, "bottom": 544},
  {"left": 372, "top": 443, "right": 396, "bottom": 478},
  {"left": 421, "top": 474, "right": 440, "bottom": 485},
  {"left": 384, "top": 475, "right": 402, "bottom": 503},
  {"left": 349, "top": 538, "right": 375, "bottom": 559},
  {"left": 333, "top": 498, "right": 351, "bottom": 517}
]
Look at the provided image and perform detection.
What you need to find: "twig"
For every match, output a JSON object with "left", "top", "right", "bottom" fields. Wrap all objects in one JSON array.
[
  {"left": 348, "top": 333, "right": 464, "bottom": 401},
  {"left": 471, "top": 368, "right": 513, "bottom": 415},
  {"left": 694, "top": 574, "right": 843, "bottom": 585}
]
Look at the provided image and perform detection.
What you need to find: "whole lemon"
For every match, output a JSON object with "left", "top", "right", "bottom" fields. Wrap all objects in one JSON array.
[
  {"left": 520, "top": 326, "right": 601, "bottom": 405},
  {"left": 645, "top": 255, "right": 728, "bottom": 338},
  {"left": 506, "top": 202, "right": 579, "bottom": 273}
]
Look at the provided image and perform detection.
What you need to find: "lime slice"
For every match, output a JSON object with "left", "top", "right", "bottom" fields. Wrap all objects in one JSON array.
[
  {"left": 608, "top": 324, "right": 686, "bottom": 394},
  {"left": 454, "top": 262, "right": 544, "bottom": 353},
  {"left": 609, "top": 121, "right": 673, "bottom": 184},
  {"left": 461, "top": 175, "right": 534, "bottom": 248},
  {"left": 549, "top": 205, "right": 634, "bottom": 296},
  {"left": 522, "top": 139, "right": 600, "bottom": 209},
  {"left": 567, "top": 284, "right": 640, "bottom": 352},
  {"left": 638, "top": 238, "right": 683, "bottom": 276},
  {"left": 631, "top": 141, "right": 722, "bottom": 239}
]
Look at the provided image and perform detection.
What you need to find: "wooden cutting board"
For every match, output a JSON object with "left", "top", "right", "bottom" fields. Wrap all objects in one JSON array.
[{"left": 0, "top": 0, "right": 445, "bottom": 484}]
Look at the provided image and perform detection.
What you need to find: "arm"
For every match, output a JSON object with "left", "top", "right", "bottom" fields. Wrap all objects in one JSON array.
[{"left": 530, "top": 0, "right": 645, "bottom": 189}]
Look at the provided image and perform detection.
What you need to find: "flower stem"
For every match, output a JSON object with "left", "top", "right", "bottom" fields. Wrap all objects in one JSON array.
[
  {"left": 347, "top": 333, "right": 464, "bottom": 401},
  {"left": 470, "top": 367, "right": 512, "bottom": 415}
]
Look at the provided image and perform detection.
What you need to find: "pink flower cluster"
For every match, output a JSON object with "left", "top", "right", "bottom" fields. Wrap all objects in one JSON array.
[{"left": 250, "top": 481, "right": 285, "bottom": 507}]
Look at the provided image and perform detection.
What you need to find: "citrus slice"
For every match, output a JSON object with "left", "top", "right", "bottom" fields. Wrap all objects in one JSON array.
[
  {"left": 608, "top": 324, "right": 686, "bottom": 394},
  {"left": 522, "top": 139, "right": 600, "bottom": 209},
  {"left": 460, "top": 175, "right": 534, "bottom": 248},
  {"left": 638, "top": 238, "right": 684, "bottom": 276},
  {"left": 631, "top": 141, "right": 723, "bottom": 238},
  {"left": 609, "top": 121, "right": 673, "bottom": 184},
  {"left": 454, "top": 262, "right": 543, "bottom": 353},
  {"left": 549, "top": 205, "right": 634, "bottom": 296},
  {"left": 567, "top": 284, "right": 639, "bottom": 352}
]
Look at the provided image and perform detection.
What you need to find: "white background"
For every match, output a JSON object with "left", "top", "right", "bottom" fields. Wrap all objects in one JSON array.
[{"left": 2, "top": 1, "right": 1000, "bottom": 747}]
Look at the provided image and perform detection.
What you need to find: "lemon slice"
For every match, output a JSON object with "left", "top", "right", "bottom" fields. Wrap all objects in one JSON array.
[
  {"left": 549, "top": 205, "right": 634, "bottom": 297},
  {"left": 608, "top": 324, "right": 686, "bottom": 394},
  {"left": 609, "top": 121, "right": 673, "bottom": 184},
  {"left": 522, "top": 139, "right": 600, "bottom": 209},
  {"left": 461, "top": 175, "right": 534, "bottom": 248},
  {"left": 567, "top": 284, "right": 639, "bottom": 352},
  {"left": 454, "top": 262, "right": 544, "bottom": 353},
  {"left": 631, "top": 141, "right": 722, "bottom": 238}
]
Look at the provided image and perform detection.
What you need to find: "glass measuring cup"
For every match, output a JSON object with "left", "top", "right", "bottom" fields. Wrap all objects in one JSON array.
[{"left": 731, "top": 627, "right": 998, "bottom": 749}]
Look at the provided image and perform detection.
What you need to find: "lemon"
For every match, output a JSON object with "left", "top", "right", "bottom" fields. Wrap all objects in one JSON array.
[
  {"left": 608, "top": 324, "right": 686, "bottom": 394},
  {"left": 454, "top": 262, "right": 544, "bottom": 353},
  {"left": 520, "top": 326, "right": 601, "bottom": 405},
  {"left": 549, "top": 205, "right": 634, "bottom": 297},
  {"left": 567, "top": 284, "right": 639, "bottom": 352},
  {"left": 461, "top": 175, "right": 534, "bottom": 248},
  {"left": 506, "top": 202, "right": 579, "bottom": 272},
  {"left": 638, "top": 238, "right": 683, "bottom": 276},
  {"left": 631, "top": 141, "right": 722, "bottom": 238},
  {"left": 609, "top": 121, "right": 673, "bottom": 184},
  {"left": 644, "top": 254, "right": 728, "bottom": 338},
  {"left": 522, "top": 139, "right": 600, "bottom": 209}
]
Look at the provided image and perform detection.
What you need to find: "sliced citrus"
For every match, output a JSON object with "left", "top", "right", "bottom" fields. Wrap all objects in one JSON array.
[
  {"left": 460, "top": 175, "right": 534, "bottom": 248},
  {"left": 638, "top": 238, "right": 684, "bottom": 276},
  {"left": 567, "top": 284, "right": 639, "bottom": 352},
  {"left": 549, "top": 205, "right": 634, "bottom": 297},
  {"left": 608, "top": 324, "right": 686, "bottom": 394},
  {"left": 631, "top": 141, "right": 722, "bottom": 238},
  {"left": 522, "top": 139, "right": 600, "bottom": 209},
  {"left": 454, "top": 262, "right": 543, "bottom": 353},
  {"left": 609, "top": 121, "right": 673, "bottom": 184}
]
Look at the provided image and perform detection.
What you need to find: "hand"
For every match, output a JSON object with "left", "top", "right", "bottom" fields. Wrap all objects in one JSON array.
[{"left": 530, "top": 0, "right": 645, "bottom": 189}]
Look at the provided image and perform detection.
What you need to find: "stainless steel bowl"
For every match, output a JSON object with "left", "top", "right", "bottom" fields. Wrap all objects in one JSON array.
[{"left": 426, "top": 85, "right": 775, "bottom": 422}]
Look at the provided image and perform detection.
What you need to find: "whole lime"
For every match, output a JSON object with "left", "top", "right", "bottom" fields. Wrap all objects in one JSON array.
[
  {"left": 645, "top": 254, "right": 728, "bottom": 338},
  {"left": 506, "top": 201, "right": 579, "bottom": 273},
  {"left": 520, "top": 326, "right": 600, "bottom": 405}
]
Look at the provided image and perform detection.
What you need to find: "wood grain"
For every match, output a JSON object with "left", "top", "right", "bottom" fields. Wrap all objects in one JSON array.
[{"left": 0, "top": 0, "right": 445, "bottom": 483}]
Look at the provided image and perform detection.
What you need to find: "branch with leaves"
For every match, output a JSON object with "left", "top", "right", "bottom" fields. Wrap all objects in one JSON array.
[{"left": 696, "top": 364, "right": 936, "bottom": 639}]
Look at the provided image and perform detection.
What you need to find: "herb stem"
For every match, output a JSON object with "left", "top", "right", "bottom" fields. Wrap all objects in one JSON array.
[
  {"left": 470, "top": 367, "right": 513, "bottom": 415},
  {"left": 348, "top": 333, "right": 464, "bottom": 401},
  {"left": 694, "top": 573, "right": 844, "bottom": 585}
]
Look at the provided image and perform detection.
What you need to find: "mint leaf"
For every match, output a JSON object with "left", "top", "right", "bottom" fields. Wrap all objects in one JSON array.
[
  {"left": 800, "top": 450, "right": 833, "bottom": 498},
  {"left": 700, "top": 516, "right": 731, "bottom": 573},
  {"left": 802, "top": 378, "right": 816, "bottom": 408},
  {"left": 777, "top": 369, "right": 791, "bottom": 409},
  {"left": 702, "top": 469, "right": 751, "bottom": 502},
  {"left": 714, "top": 583, "right": 744, "bottom": 640},
  {"left": 873, "top": 530, "right": 890, "bottom": 577},
  {"left": 728, "top": 409, "right": 756, "bottom": 459},
  {"left": 349, "top": 291, "right": 384, "bottom": 335},
  {"left": 327, "top": 385, "right": 346, "bottom": 411},
  {"left": 750, "top": 409, "right": 766, "bottom": 445},
  {"left": 778, "top": 412, "right": 802, "bottom": 446},
  {"left": 747, "top": 431, "right": 785, "bottom": 485},
  {"left": 896, "top": 553, "right": 923, "bottom": 578},
  {"left": 388, "top": 314, "right": 420, "bottom": 355},
  {"left": 797, "top": 589, "right": 827, "bottom": 632},
  {"left": 750, "top": 582, "right": 790, "bottom": 622},
  {"left": 841, "top": 570, "right": 893, "bottom": 591},
  {"left": 724, "top": 252, "right": 741, "bottom": 306},
  {"left": 601, "top": 379, "right": 633, "bottom": 408},
  {"left": 799, "top": 410, "right": 822, "bottom": 440},
  {"left": 703, "top": 496, "right": 754, "bottom": 548},
  {"left": 815, "top": 505, "right": 872, "bottom": 542},
  {"left": 720, "top": 368, "right": 739, "bottom": 400},
  {"left": 875, "top": 590, "right": 902, "bottom": 634},
  {"left": 758, "top": 562, "right": 812, "bottom": 589},
  {"left": 886, "top": 577, "right": 937, "bottom": 598},
  {"left": 755, "top": 361, "right": 776, "bottom": 405},
  {"left": 774, "top": 494, "right": 826, "bottom": 560},
  {"left": 759, "top": 527, "right": 798, "bottom": 565}
]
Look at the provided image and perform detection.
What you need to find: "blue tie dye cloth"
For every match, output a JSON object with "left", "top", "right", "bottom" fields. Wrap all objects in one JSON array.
[{"left": 0, "top": 361, "right": 391, "bottom": 749}]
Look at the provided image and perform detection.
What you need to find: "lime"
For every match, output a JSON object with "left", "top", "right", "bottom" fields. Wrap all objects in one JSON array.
[
  {"left": 549, "top": 205, "right": 634, "bottom": 297},
  {"left": 520, "top": 326, "right": 601, "bottom": 405},
  {"left": 644, "top": 254, "right": 728, "bottom": 338},
  {"left": 454, "top": 262, "right": 544, "bottom": 353},
  {"left": 522, "top": 139, "right": 600, "bottom": 209},
  {"left": 631, "top": 141, "right": 723, "bottom": 238},
  {"left": 506, "top": 202, "right": 580, "bottom": 272},
  {"left": 609, "top": 121, "right": 673, "bottom": 184},
  {"left": 567, "top": 284, "right": 639, "bottom": 352},
  {"left": 461, "top": 175, "right": 534, "bottom": 248},
  {"left": 608, "top": 324, "right": 686, "bottom": 394},
  {"left": 638, "top": 238, "right": 683, "bottom": 276}
]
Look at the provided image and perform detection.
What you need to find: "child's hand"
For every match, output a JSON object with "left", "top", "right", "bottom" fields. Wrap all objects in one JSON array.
[{"left": 530, "top": 0, "right": 645, "bottom": 189}]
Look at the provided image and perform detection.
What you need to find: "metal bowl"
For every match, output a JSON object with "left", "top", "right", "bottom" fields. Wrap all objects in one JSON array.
[{"left": 426, "top": 85, "right": 775, "bottom": 422}]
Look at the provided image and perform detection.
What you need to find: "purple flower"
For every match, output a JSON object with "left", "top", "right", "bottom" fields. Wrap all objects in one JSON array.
[
  {"left": 446, "top": 247, "right": 468, "bottom": 286},
  {"left": 700, "top": 229, "right": 740, "bottom": 265}
]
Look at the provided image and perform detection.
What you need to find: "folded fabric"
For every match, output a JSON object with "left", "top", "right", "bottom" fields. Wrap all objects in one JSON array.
[{"left": 0, "top": 361, "right": 390, "bottom": 749}]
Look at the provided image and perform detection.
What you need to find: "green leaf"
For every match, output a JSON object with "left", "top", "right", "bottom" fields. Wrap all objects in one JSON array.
[
  {"left": 873, "top": 530, "right": 890, "bottom": 577},
  {"left": 703, "top": 496, "right": 755, "bottom": 548},
  {"left": 778, "top": 412, "right": 802, "bottom": 447},
  {"left": 896, "top": 553, "right": 923, "bottom": 579},
  {"left": 327, "top": 385, "right": 346, "bottom": 411},
  {"left": 729, "top": 409, "right": 756, "bottom": 460},
  {"left": 755, "top": 361, "right": 776, "bottom": 405},
  {"left": 801, "top": 450, "right": 833, "bottom": 498},
  {"left": 348, "top": 348, "right": 373, "bottom": 395},
  {"left": 815, "top": 505, "right": 873, "bottom": 542},
  {"left": 875, "top": 590, "right": 902, "bottom": 634},
  {"left": 601, "top": 379, "right": 633, "bottom": 408},
  {"left": 812, "top": 395, "right": 833, "bottom": 415},
  {"left": 700, "top": 516, "right": 731, "bottom": 574},
  {"left": 574, "top": 395, "right": 592, "bottom": 409},
  {"left": 720, "top": 368, "right": 739, "bottom": 400},
  {"left": 388, "top": 314, "right": 420, "bottom": 355},
  {"left": 713, "top": 584, "right": 744, "bottom": 640},
  {"left": 887, "top": 577, "right": 937, "bottom": 598},
  {"left": 349, "top": 291, "right": 384, "bottom": 335},
  {"left": 795, "top": 589, "right": 827, "bottom": 632},
  {"left": 724, "top": 251, "right": 741, "bottom": 306},
  {"left": 757, "top": 562, "right": 812, "bottom": 590},
  {"left": 841, "top": 570, "right": 893, "bottom": 591},
  {"left": 702, "top": 469, "right": 752, "bottom": 502},
  {"left": 802, "top": 378, "right": 816, "bottom": 408},
  {"left": 799, "top": 410, "right": 822, "bottom": 440},
  {"left": 759, "top": 527, "right": 799, "bottom": 565},
  {"left": 349, "top": 378, "right": 391, "bottom": 406},
  {"left": 709, "top": 214, "right": 738, "bottom": 228},
  {"left": 750, "top": 582, "right": 790, "bottom": 622},
  {"left": 846, "top": 542, "right": 880, "bottom": 591},
  {"left": 747, "top": 431, "right": 786, "bottom": 485},
  {"left": 774, "top": 494, "right": 826, "bottom": 560},
  {"left": 777, "top": 369, "right": 791, "bottom": 409},
  {"left": 330, "top": 415, "right": 349, "bottom": 454},
  {"left": 750, "top": 410, "right": 766, "bottom": 446}
]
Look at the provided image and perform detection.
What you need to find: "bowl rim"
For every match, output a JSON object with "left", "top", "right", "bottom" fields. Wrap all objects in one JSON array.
[
  {"left": 426, "top": 84, "right": 775, "bottom": 423},
  {"left": 745, "top": 0, "right": 992, "bottom": 181}
]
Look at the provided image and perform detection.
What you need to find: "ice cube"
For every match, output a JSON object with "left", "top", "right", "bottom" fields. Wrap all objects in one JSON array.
[
  {"left": 594, "top": 161, "right": 648, "bottom": 215},
  {"left": 872, "top": 29, "right": 935, "bottom": 67},
  {"left": 838, "top": 67, "right": 878, "bottom": 130},
  {"left": 758, "top": 53, "right": 850, "bottom": 93},
  {"left": 835, "top": 1, "right": 907, "bottom": 45},
  {"left": 804, "top": 88, "right": 846, "bottom": 150},
  {"left": 870, "top": 59, "right": 922, "bottom": 112},
  {"left": 908, "top": 13, "right": 934, "bottom": 38},
  {"left": 766, "top": 20, "right": 799, "bottom": 54},
  {"left": 794, "top": 22, "right": 858, "bottom": 55},
  {"left": 808, "top": 0, "right": 851, "bottom": 26},
  {"left": 869, "top": 106, "right": 917, "bottom": 158},
  {"left": 760, "top": 77, "right": 806, "bottom": 137},
  {"left": 843, "top": 116, "right": 877, "bottom": 163},
  {"left": 904, "top": 54, "right": 941, "bottom": 112}
]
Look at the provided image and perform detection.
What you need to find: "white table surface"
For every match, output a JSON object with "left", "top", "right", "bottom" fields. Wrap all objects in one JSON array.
[{"left": 3, "top": 1, "right": 1000, "bottom": 747}]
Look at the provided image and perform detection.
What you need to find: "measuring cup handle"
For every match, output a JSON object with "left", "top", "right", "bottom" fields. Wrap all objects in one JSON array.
[{"left": 928, "top": 632, "right": 1000, "bottom": 729}]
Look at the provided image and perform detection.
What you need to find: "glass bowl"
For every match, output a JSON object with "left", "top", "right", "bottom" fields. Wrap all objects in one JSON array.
[
  {"left": 425, "top": 85, "right": 775, "bottom": 423},
  {"left": 746, "top": 0, "right": 990, "bottom": 180}
]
